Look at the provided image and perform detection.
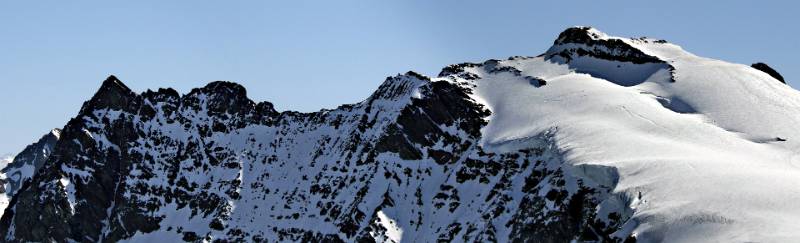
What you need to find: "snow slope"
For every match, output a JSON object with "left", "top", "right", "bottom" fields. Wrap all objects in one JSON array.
[{"left": 442, "top": 27, "right": 799, "bottom": 242}]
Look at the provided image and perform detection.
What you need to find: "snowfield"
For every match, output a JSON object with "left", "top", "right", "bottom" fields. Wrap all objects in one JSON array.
[{"left": 453, "top": 27, "right": 800, "bottom": 242}]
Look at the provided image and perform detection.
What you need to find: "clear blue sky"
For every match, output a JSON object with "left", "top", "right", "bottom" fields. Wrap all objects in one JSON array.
[{"left": 0, "top": 0, "right": 796, "bottom": 154}]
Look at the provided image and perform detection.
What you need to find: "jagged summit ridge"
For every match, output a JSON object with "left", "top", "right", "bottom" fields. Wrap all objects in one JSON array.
[{"left": 86, "top": 71, "right": 432, "bottom": 118}]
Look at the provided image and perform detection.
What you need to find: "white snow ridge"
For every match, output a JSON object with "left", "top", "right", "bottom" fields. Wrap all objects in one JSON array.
[
  {"left": 461, "top": 27, "right": 800, "bottom": 242},
  {"left": 0, "top": 27, "right": 797, "bottom": 242}
]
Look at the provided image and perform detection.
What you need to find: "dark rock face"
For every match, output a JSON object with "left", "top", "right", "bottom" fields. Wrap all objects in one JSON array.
[
  {"left": 751, "top": 62, "right": 785, "bottom": 84},
  {"left": 550, "top": 26, "right": 664, "bottom": 64},
  {"left": 0, "top": 73, "right": 629, "bottom": 242},
  {"left": 0, "top": 129, "right": 60, "bottom": 196},
  {"left": 545, "top": 26, "right": 675, "bottom": 86},
  {"left": 79, "top": 75, "right": 139, "bottom": 114}
]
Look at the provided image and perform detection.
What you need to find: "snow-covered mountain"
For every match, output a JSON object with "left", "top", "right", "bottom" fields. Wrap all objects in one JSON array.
[
  {"left": 0, "top": 129, "right": 60, "bottom": 216},
  {"left": 0, "top": 27, "right": 795, "bottom": 242}
]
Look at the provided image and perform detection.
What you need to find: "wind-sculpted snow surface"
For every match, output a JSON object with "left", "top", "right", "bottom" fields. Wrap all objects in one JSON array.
[{"left": 0, "top": 27, "right": 797, "bottom": 242}]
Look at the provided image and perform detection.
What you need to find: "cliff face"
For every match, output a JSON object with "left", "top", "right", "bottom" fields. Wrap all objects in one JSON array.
[
  {"left": 0, "top": 129, "right": 60, "bottom": 194},
  {"left": 0, "top": 72, "right": 622, "bottom": 242},
  {"left": 0, "top": 129, "right": 60, "bottom": 216}
]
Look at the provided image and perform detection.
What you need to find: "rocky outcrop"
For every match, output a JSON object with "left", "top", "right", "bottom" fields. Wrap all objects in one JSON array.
[
  {"left": 548, "top": 26, "right": 665, "bottom": 65},
  {"left": 751, "top": 62, "right": 785, "bottom": 84},
  {"left": 543, "top": 26, "right": 675, "bottom": 86}
]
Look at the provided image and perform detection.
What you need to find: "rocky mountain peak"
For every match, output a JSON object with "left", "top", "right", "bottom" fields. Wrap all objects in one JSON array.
[
  {"left": 0, "top": 129, "right": 61, "bottom": 197},
  {"left": 368, "top": 71, "right": 429, "bottom": 101},
  {"left": 184, "top": 81, "right": 257, "bottom": 117},
  {"left": 79, "top": 75, "right": 138, "bottom": 114},
  {"left": 2, "top": 128, "right": 61, "bottom": 173},
  {"left": 195, "top": 81, "right": 249, "bottom": 98},
  {"left": 142, "top": 87, "right": 181, "bottom": 103},
  {"left": 553, "top": 26, "right": 604, "bottom": 45}
]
